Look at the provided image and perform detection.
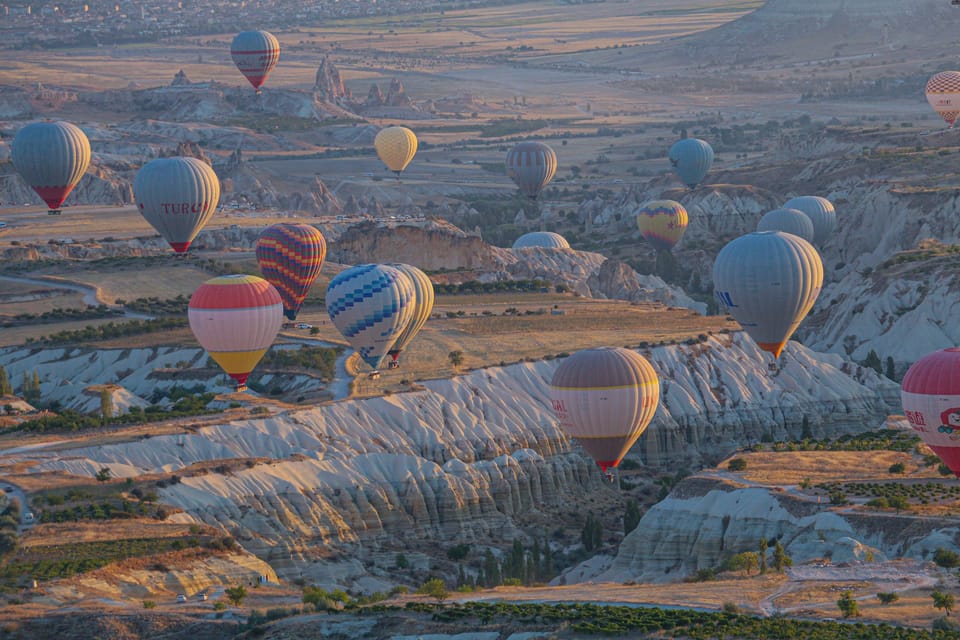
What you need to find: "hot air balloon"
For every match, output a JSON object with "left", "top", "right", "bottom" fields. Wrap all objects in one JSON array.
[
  {"left": 925, "top": 71, "right": 960, "bottom": 127},
  {"left": 712, "top": 231, "right": 823, "bottom": 361},
  {"left": 133, "top": 157, "right": 221, "bottom": 254},
  {"left": 374, "top": 126, "right": 418, "bottom": 178},
  {"left": 256, "top": 223, "right": 327, "bottom": 321},
  {"left": 782, "top": 196, "right": 836, "bottom": 246},
  {"left": 512, "top": 231, "right": 570, "bottom": 249},
  {"left": 326, "top": 264, "right": 416, "bottom": 373},
  {"left": 636, "top": 200, "right": 688, "bottom": 252},
  {"left": 505, "top": 141, "right": 557, "bottom": 200},
  {"left": 386, "top": 263, "right": 434, "bottom": 368},
  {"left": 230, "top": 30, "right": 280, "bottom": 94},
  {"left": 549, "top": 347, "right": 659, "bottom": 475},
  {"left": 11, "top": 121, "right": 91, "bottom": 215},
  {"left": 756, "top": 208, "right": 814, "bottom": 243},
  {"left": 902, "top": 348, "right": 960, "bottom": 476},
  {"left": 188, "top": 274, "right": 283, "bottom": 392},
  {"left": 668, "top": 138, "right": 713, "bottom": 189}
]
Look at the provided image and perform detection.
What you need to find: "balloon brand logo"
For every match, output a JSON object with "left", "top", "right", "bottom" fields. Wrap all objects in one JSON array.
[
  {"left": 159, "top": 202, "right": 212, "bottom": 214},
  {"left": 904, "top": 410, "right": 927, "bottom": 431},
  {"left": 551, "top": 399, "right": 567, "bottom": 414}
]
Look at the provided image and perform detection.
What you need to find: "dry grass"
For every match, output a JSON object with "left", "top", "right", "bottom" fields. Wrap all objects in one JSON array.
[
  {"left": 726, "top": 451, "right": 921, "bottom": 486},
  {"left": 22, "top": 520, "right": 203, "bottom": 549}
]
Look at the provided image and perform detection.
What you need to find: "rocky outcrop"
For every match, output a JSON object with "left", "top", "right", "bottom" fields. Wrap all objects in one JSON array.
[
  {"left": 313, "top": 56, "right": 351, "bottom": 103},
  {"left": 365, "top": 84, "right": 385, "bottom": 107},
  {"left": 583, "top": 476, "right": 958, "bottom": 584},
  {"left": 171, "top": 69, "right": 191, "bottom": 86},
  {"left": 586, "top": 258, "right": 706, "bottom": 313},
  {"left": 385, "top": 78, "right": 410, "bottom": 107}
]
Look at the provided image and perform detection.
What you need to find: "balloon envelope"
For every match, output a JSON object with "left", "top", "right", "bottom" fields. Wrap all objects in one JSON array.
[
  {"left": 925, "top": 71, "right": 960, "bottom": 127},
  {"left": 668, "top": 138, "right": 713, "bottom": 188},
  {"left": 637, "top": 200, "right": 688, "bottom": 251},
  {"left": 550, "top": 347, "right": 660, "bottom": 473},
  {"left": 902, "top": 348, "right": 960, "bottom": 476},
  {"left": 231, "top": 30, "right": 280, "bottom": 91},
  {"left": 256, "top": 224, "right": 327, "bottom": 321},
  {"left": 756, "top": 208, "right": 814, "bottom": 243},
  {"left": 326, "top": 264, "right": 416, "bottom": 371},
  {"left": 712, "top": 231, "right": 823, "bottom": 359},
  {"left": 188, "top": 274, "right": 283, "bottom": 391},
  {"left": 374, "top": 126, "right": 418, "bottom": 175},
  {"left": 505, "top": 141, "right": 557, "bottom": 200},
  {"left": 782, "top": 196, "right": 836, "bottom": 246},
  {"left": 134, "top": 157, "right": 221, "bottom": 253},
  {"left": 512, "top": 231, "right": 570, "bottom": 249},
  {"left": 386, "top": 263, "right": 435, "bottom": 362},
  {"left": 11, "top": 121, "right": 91, "bottom": 212}
]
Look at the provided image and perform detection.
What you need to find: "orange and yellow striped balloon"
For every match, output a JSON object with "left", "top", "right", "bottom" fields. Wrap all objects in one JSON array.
[
  {"left": 188, "top": 275, "right": 283, "bottom": 391},
  {"left": 256, "top": 223, "right": 327, "bottom": 321},
  {"left": 637, "top": 200, "right": 688, "bottom": 252}
]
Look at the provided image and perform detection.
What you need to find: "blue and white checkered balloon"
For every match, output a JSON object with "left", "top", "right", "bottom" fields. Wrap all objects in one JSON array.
[{"left": 327, "top": 264, "right": 416, "bottom": 371}]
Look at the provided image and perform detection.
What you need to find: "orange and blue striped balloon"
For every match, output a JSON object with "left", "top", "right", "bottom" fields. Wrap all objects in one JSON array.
[
  {"left": 637, "top": 200, "right": 688, "bottom": 252},
  {"left": 256, "top": 224, "right": 327, "bottom": 321},
  {"left": 188, "top": 275, "right": 283, "bottom": 392}
]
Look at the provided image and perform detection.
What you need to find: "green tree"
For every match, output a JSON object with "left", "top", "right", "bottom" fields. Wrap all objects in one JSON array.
[
  {"left": 728, "top": 458, "right": 747, "bottom": 472},
  {"left": 877, "top": 592, "right": 899, "bottom": 605},
  {"left": 863, "top": 350, "right": 882, "bottom": 375},
  {"left": 0, "top": 532, "right": 18, "bottom": 556},
  {"left": 225, "top": 585, "right": 247, "bottom": 606},
  {"left": 837, "top": 590, "right": 859, "bottom": 618},
  {"left": 771, "top": 541, "right": 792, "bottom": 572},
  {"left": 800, "top": 415, "right": 813, "bottom": 440},
  {"left": 100, "top": 388, "right": 113, "bottom": 421},
  {"left": 655, "top": 250, "right": 678, "bottom": 283},
  {"left": 934, "top": 548, "right": 960, "bottom": 569},
  {"left": 725, "top": 551, "right": 759, "bottom": 575},
  {"left": 758, "top": 538, "right": 767, "bottom": 575},
  {"left": 95, "top": 467, "right": 112, "bottom": 482},
  {"left": 888, "top": 462, "right": 905, "bottom": 474},
  {"left": 0, "top": 365, "right": 11, "bottom": 396},
  {"left": 885, "top": 356, "right": 896, "bottom": 380},
  {"left": 624, "top": 500, "right": 641, "bottom": 535},
  {"left": 395, "top": 553, "right": 409, "bottom": 569},
  {"left": 448, "top": 350, "right": 464, "bottom": 369},
  {"left": 887, "top": 495, "right": 908, "bottom": 513},
  {"left": 933, "top": 590, "right": 955, "bottom": 616},
  {"left": 417, "top": 578, "right": 448, "bottom": 603}
]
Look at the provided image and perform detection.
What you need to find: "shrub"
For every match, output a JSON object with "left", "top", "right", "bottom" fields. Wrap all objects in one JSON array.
[
  {"left": 727, "top": 458, "right": 747, "bottom": 472},
  {"left": 876, "top": 592, "right": 899, "bottom": 605},
  {"left": 934, "top": 548, "right": 960, "bottom": 569},
  {"left": 888, "top": 462, "right": 905, "bottom": 474},
  {"left": 142, "top": 600, "right": 157, "bottom": 609}
]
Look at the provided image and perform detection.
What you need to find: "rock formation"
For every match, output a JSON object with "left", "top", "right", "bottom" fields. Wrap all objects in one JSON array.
[
  {"left": 171, "top": 69, "right": 191, "bottom": 86},
  {"left": 365, "top": 84, "right": 385, "bottom": 107},
  {"left": 385, "top": 78, "right": 410, "bottom": 107},
  {"left": 578, "top": 475, "right": 958, "bottom": 585},
  {"left": 313, "top": 56, "right": 351, "bottom": 103}
]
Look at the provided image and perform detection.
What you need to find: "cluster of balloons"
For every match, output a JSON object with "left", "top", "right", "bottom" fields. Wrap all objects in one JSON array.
[
  {"left": 187, "top": 224, "right": 435, "bottom": 391},
  {"left": 325, "top": 262, "right": 434, "bottom": 373}
]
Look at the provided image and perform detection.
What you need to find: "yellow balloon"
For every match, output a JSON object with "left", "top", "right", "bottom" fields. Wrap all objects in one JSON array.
[{"left": 374, "top": 126, "right": 418, "bottom": 176}]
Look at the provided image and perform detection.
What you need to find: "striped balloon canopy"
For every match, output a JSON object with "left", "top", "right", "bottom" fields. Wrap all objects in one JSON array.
[
  {"left": 902, "top": 348, "right": 960, "bottom": 477},
  {"left": 374, "top": 126, "right": 418, "bottom": 177},
  {"left": 668, "top": 138, "right": 713, "bottom": 189},
  {"left": 11, "top": 121, "right": 91, "bottom": 214},
  {"left": 230, "top": 30, "right": 281, "bottom": 93},
  {"left": 550, "top": 347, "right": 660, "bottom": 473},
  {"left": 925, "top": 71, "right": 960, "bottom": 127},
  {"left": 188, "top": 275, "right": 283, "bottom": 391},
  {"left": 505, "top": 141, "right": 557, "bottom": 200},
  {"left": 133, "top": 157, "right": 221, "bottom": 254},
  {"left": 256, "top": 223, "right": 327, "bottom": 321},
  {"left": 783, "top": 196, "right": 836, "bottom": 246},
  {"left": 712, "top": 231, "right": 823, "bottom": 360},
  {"left": 512, "top": 232, "right": 570, "bottom": 250},
  {"left": 326, "top": 264, "right": 416, "bottom": 372},
  {"left": 386, "top": 263, "right": 435, "bottom": 365},
  {"left": 636, "top": 200, "right": 688, "bottom": 252},
  {"left": 756, "top": 208, "right": 814, "bottom": 244}
]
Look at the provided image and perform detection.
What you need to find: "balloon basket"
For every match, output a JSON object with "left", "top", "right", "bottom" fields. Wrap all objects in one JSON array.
[{"left": 47, "top": 209, "right": 62, "bottom": 216}]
